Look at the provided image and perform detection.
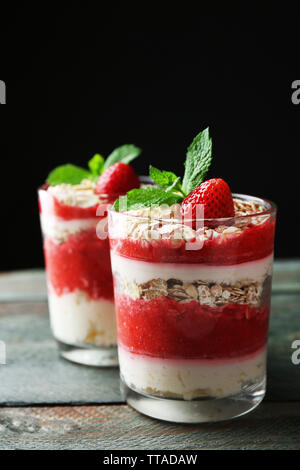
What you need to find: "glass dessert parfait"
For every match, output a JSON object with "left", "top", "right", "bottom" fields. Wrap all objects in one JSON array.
[
  {"left": 38, "top": 146, "right": 142, "bottom": 366},
  {"left": 108, "top": 128, "right": 277, "bottom": 422}
]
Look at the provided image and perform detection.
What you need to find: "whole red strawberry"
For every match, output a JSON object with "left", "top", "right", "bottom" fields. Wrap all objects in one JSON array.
[
  {"left": 96, "top": 162, "right": 140, "bottom": 195},
  {"left": 181, "top": 178, "right": 235, "bottom": 220}
]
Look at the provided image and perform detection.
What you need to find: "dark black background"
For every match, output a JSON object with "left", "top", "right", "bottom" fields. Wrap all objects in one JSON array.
[{"left": 1, "top": 5, "right": 299, "bottom": 270}]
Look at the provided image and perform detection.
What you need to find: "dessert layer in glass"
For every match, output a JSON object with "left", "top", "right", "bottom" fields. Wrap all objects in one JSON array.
[{"left": 118, "top": 347, "right": 266, "bottom": 399}]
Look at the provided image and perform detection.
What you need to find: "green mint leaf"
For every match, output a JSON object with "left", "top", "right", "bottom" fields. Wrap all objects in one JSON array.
[
  {"left": 165, "top": 176, "right": 182, "bottom": 193},
  {"left": 149, "top": 165, "right": 179, "bottom": 188},
  {"left": 88, "top": 154, "right": 105, "bottom": 177},
  {"left": 114, "top": 187, "right": 184, "bottom": 211},
  {"left": 182, "top": 127, "right": 212, "bottom": 194},
  {"left": 104, "top": 144, "right": 142, "bottom": 170},
  {"left": 149, "top": 166, "right": 185, "bottom": 197},
  {"left": 46, "top": 164, "right": 91, "bottom": 185}
]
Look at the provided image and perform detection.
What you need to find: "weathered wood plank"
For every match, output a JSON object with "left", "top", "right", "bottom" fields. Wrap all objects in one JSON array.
[
  {"left": 0, "top": 260, "right": 299, "bottom": 303},
  {"left": 0, "top": 307, "right": 122, "bottom": 405},
  {"left": 0, "top": 292, "right": 299, "bottom": 405},
  {"left": 0, "top": 269, "right": 47, "bottom": 302},
  {"left": 266, "top": 293, "right": 300, "bottom": 401},
  {"left": 0, "top": 403, "right": 300, "bottom": 450},
  {"left": 272, "top": 259, "right": 300, "bottom": 293},
  {"left": 0, "top": 301, "right": 48, "bottom": 317}
]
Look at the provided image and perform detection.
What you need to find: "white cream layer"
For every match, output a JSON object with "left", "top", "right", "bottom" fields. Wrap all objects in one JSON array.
[
  {"left": 119, "top": 347, "right": 266, "bottom": 400},
  {"left": 48, "top": 289, "right": 117, "bottom": 347},
  {"left": 46, "top": 179, "right": 99, "bottom": 207},
  {"left": 39, "top": 188, "right": 99, "bottom": 240},
  {"left": 40, "top": 214, "right": 98, "bottom": 240},
  {"left": 111, "top": 252, "right": 273, "bottom": 285}
]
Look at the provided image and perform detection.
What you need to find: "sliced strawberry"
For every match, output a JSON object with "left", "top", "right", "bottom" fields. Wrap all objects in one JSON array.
[
  {"left": 181, "top": 178, "right": 235, "bottom": 220},
  {"left": 96, "top": 162, "right": 140, "bottom": 195}
]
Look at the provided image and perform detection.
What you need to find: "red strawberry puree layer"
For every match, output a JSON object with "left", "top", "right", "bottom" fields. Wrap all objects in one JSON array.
[
  {"left": 38, "top": 188, "right": 114, "bottom": 220},
  {"left": 39, "top": 190, "right": 114, "bottom": 300},
  {"left": 110, "top": 216, "right": 276, "bottom": 265},
  {"left": 44, "top": 231, "right": 114, "bottom": 301},
  {"left": 116, "top": 293, "right": 270, "bottom": 360}
]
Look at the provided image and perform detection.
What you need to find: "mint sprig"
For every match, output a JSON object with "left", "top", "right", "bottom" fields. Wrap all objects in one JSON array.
[
  {"left": 114, "top": 187, "right": 183, "bottom": 211},
  {"left": 103, "top": 144, "right": 142, "bottom": 170},
  {"left": 113, "top": 127, "right": 213, "bottom": 211},
  {"left": 182, "top": 127, "right": 212, "bottom": 194},
  {"left": 149, "top": 165, "right": 186, "bottom": 197},
  {"left": 88, "top": 154, "right": 105, "bottom": 180},
  {"left": 46, "top": 144, "right": 141, "bottom": 186},
  {"left": 149, "top": 165, "right": 178, "bottom": 188},
  {"left": 46, "top": 164, "right": 92, "bottom": 186},
  {"left": 113, "top": 166, "right": 186, "bottom": 211}
]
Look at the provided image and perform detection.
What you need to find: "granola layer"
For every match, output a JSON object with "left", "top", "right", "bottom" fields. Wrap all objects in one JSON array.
[
  {"left": 110, "top": 198, "right": 270, "bottom": 243},
  {"left": 114, "top": 273, "right": 271, "bottom": 307},
  {"left": 47, "top": 179, "right": 99, "bottom": 208}
]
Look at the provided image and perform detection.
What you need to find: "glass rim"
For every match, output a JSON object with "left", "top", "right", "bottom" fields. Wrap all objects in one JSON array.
[
  {"left": 37, "top": 185, "right": 123, "bottom": 200},
  {"left": 37, "top": 175, "right": 151, "bottom": 201},
  {"left": 108, "top": 193, "right": 277, "bottom": 223}
]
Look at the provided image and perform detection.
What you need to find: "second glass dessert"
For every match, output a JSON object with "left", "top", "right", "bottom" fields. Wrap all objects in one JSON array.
[
  {"left": 39, "top": 182, "right": 118, "bottom": 366},
  {"left": 38, "top": 146, "right": 142, "bottom": 366}
]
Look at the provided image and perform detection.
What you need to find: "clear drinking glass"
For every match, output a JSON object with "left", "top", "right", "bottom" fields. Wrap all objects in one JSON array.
[
  {"left": 108, "top": 194, "right": 277, "bottom": 422},
  {"left": 38, "top": 185, "right": 118, "bottom": 366}
]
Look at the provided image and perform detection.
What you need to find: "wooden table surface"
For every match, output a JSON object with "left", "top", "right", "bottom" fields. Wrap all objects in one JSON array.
[{"left": 0, "top": 261, "right": 300, "bottom": 450}]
